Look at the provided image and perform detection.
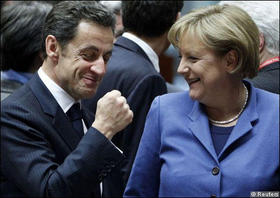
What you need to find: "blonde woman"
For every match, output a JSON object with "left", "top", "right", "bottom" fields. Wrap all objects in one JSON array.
[{"left": 124, "top": 4, "right": 279, "bottom": 197}]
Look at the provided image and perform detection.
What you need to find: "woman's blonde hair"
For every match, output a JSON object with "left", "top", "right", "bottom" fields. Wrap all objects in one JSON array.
[{"left": 168, "top": 4, "right": 260, "bottom": 78}]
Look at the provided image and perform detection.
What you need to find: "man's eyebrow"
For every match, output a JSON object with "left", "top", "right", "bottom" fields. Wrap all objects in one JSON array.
[
  {"left": 79, "top": 46, "right": 112, "bottom": 56},
  {"left": 80, "top": 46, "right": 99, "bottom": 53}
]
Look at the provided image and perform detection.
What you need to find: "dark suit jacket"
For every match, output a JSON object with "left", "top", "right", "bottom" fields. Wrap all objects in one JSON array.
[
  {"left": 249, "top": 61, "right": 279, "bottom": 94},
  {"left": 1, "top": 73, "right": 125, "bottom": 197},
  {"left": 1, "top": 79, "right": 22, "bottom": 101},
  {"left": 83, "top": 36, "right": 167, "bottom": 188}
]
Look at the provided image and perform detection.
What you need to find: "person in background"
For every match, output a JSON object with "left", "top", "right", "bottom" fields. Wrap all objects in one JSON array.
[
  {"left": 100, "top": 1, "right": 123, "bottom": 40},
  {"left": 0, "top": 1, "right": 52, "bottom": 101},
  {"left": 219, "top": 1, "right": 279, "bottom": 94},
  {"left": 0, "top": 0, "right": 12, "bottom": 8},
  {"left": 82, "top": 1, "right": 184, "bottom": 192},
  {"left": 1, "top": 1, "right": 133, "bottom": 197},
  {"left": 124, "top": 4, "right": 279, "bottom": 197}
]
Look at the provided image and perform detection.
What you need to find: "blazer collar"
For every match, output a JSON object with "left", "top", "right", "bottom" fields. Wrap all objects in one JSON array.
[
  {"left": 187, "top": 81, "right": 259, "bottom": 161},
  {"left": 187, "top": 101, "right": 218, "bottom": 162},
  {"left": 219, "top": 81, "right": 258, "bottom": 157},
  {"left": 28, "top": 73, "right": 85, "bottom": 150},
  {"left": 114, "top": 36, "right": 154, "bottom": 66}
]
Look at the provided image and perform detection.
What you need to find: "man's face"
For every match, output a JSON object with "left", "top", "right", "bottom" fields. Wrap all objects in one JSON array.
[{"left": 53, "top": 21, "right": 114, "bottom": 100}]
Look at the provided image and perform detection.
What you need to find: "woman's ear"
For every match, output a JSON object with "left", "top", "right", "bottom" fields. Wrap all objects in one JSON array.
[
  {"left": 259, "top": 33, "right": 265, "bottom": 53},
  {"left": 225, "top": 49, "right": 238, "bottom": 73},
  {"left": 45, "top": 35, "right": 59, "bottom": 64}
]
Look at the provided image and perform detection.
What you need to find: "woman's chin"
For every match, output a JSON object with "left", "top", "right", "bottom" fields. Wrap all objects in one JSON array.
[{"left": 189, "top": 90, "right": 201, "bottom": 101}]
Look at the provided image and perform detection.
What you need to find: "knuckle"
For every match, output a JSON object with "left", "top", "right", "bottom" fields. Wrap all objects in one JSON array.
[
  {"left": 130, "top": 110, "right": 134, "bottom": 119},
  {"left": 116, "top": 97, "right": 126, "bottom": 106},
  {"left": 97, "top": 98, "right": 104, "bottom": 106},
  {"left": 126, "top": 110, "right": 133, "bottom": 122},
  {"left": 120, "top": 96, "right": 127, "bottom": 103},
  {"left": 111, "top": 90, "right": 121, "bottom": 96},
  {"left": 123, "top": 103, "right": 129, "bottom": 110}
]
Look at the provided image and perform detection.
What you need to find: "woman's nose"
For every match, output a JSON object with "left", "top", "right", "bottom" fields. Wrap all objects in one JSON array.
[{"left": 177, "top": 59, "right": 190, "bottom": 75}]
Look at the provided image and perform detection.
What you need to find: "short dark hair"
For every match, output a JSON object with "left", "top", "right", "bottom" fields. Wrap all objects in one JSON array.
[
  {"left": 0, "top": 1, "right": 52, "bottom": 71},
  {"left": 122, "top": 1, "right": 184, "bottom": 37},
  {"left": 41, "top": 1, "right": 115, "bottom": 59}
]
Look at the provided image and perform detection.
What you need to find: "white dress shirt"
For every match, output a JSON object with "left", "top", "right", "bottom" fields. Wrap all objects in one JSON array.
[{"left": 38, "top": 67, "right": 87, "bottom": 133}]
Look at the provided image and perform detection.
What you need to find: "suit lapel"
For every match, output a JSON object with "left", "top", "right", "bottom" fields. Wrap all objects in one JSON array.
[
  {"left": 28, "top": 73, "right": 82, "bottom": 150},
  {"left": 82, "top": 108, "right": 95, "bottom": 129},
  {"left": 53, "top": 108, "right": 82, "bottom": 150},
  {"left": 188, "top": 101, "right": 219, "bottom": 163}
]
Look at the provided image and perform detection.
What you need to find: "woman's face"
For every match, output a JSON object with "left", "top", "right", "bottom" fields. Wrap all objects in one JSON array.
[{"left": 178, "top": 33, "right": 230, "bottom": 105}]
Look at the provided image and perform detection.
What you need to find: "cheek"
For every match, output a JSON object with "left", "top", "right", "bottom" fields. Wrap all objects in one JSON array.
[
  {"left": 54, "top": 66, "right": 66, "bottom": 81},
  {"left": 72, "top": 61, "right": 87, "bottom": 77},
  {"left": 196, "top": 61, "right": 218, "bottom": 79}
]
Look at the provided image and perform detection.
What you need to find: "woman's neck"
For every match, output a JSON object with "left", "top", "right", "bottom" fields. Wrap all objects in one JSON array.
[{"left": 205, "top": 82, "right": 248, "bottom": 126}]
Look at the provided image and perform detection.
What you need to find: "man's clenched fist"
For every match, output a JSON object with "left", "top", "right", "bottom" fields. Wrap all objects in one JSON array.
[{"left": 92, "top": 90, "right": 133, "bottom": 140}]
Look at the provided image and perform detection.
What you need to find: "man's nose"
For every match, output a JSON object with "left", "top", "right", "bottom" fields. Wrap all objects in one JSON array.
[{"left": 91, "top": 56, "right": 106, "bottom": 75}]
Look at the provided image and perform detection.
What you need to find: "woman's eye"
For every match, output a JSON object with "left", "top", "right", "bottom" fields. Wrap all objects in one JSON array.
[
  {"left": 189, "top": 56, "right": 197, "bottom": 60},
  {"left": 188, "top": 56, "right": 198, "bottom": 62}
]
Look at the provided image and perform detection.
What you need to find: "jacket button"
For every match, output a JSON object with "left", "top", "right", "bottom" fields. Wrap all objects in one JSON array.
[
  {"left": 212, "top": 167, "right": 219, "bottom": 175},
  {"left": 210, "top": 194, "right": 216, "bottom": 198}
]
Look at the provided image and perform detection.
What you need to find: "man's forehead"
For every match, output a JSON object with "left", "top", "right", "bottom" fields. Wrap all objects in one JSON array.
[
  {"left": 77, "top": 20, "right": 113, "bottom": 36},
  {"left": 69, "top": 21, "right": 114, "bottom": 51}
]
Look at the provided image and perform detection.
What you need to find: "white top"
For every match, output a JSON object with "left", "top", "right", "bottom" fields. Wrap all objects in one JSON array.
[
  {"left": 122, "top": 32, "right": 160, "bottom": 73},
  {"left": 38, "top": 67, "right": 87, "bottom": 133}
]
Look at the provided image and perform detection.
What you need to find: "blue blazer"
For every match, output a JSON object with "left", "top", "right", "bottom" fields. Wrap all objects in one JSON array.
[
  {"left": 124, "top": 82, "right": 279, "bottom": 197},
  {"left": 83, "top": 36, "right": 167, "bottom": 187},
  {"left": 1, "top": 73, "right": 125, "bottom": 197}
]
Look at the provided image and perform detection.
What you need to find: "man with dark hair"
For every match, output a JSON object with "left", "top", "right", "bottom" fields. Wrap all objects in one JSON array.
[
  {"left": 1, "top": 1, "right": 133, "bottom": 197},
  {"left": 1, "top": 1, "right": 52, "bottom": 100},
  {"left": 100, "top": 1, "right": 123, "bottom": 40},
  {"left": 83, "top": 0, "right": 184, "bottom": 191}
]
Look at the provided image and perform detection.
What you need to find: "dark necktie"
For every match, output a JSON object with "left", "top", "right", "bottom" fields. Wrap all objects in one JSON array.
[
  {"left": 67, "top": 104, "right": 101, "bottom": 197},
  {"left": 66, "top": 103, "right": 84, "bottom": 138}
]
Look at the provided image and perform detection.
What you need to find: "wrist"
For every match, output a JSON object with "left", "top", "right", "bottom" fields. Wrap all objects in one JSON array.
[{"left": 92, "top": 122, "right": 113, "bottom": 140}]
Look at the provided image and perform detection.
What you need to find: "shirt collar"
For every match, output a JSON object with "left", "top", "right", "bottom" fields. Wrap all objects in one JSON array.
[
  {"left": 38, "top": 67, "right": 80, "bottom": 113},
  {"left": 122, "top": 32, "right": 160, "bottom": 73}
]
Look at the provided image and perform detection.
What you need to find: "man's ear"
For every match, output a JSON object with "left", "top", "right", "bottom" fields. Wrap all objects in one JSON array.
[
  {"left": 225, "top": 49, "right": 239, "bottom": 73},
  {"left": 45, "top": 35, "right": 59, "bottom": 64},
  {"left": 176, "top": 12, "right": 181, "bottom": 21},
  {"left": 259, "top": 33, "right": 265, "bottom": 53}
]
